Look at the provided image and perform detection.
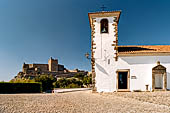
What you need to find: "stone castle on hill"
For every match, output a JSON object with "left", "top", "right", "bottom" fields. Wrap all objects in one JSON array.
[{"left": 15, "top": 57, "right": 87, "bottom": 79}]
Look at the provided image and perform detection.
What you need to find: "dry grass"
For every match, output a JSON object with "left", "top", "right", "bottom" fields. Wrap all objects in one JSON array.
[{"left": 0, "top": 91, "right": 170, "bottom": 113}]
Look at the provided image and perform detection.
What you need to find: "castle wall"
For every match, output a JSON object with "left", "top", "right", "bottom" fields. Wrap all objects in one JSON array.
[
  {"left": 48, "top": 58, "right": 58, "bottom": 72},
  {"left": 18, "top": 58, "right": 70, "bottom": 79},
  {"left": 58, "top": 64, "right": 64, "bottom": 71},
  {"left": 16, "top": 58, "right": 87, "bottom": 80},
  {"left": 32, "top": 64, "right": 48, "bottom": 72}
]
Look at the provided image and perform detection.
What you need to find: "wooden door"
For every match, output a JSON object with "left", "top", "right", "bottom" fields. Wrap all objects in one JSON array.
[{"left": 118, "top": 72, "right": 128, "bottom": 89}]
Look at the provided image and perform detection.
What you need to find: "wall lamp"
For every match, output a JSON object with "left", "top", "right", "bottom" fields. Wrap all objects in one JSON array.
[{"left": 85, "top": 52, "right": 94, "bottom": 63}]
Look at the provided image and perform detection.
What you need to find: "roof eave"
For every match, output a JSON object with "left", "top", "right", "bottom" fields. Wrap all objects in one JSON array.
[
  {"left": 118, "top": 52, "right": 170, "bottom": 57},
  {"left": 88, "top": 11, "right": 121, "bottom": 28}
]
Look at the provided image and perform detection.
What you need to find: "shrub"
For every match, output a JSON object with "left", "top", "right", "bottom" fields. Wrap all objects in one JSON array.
[
  {"left": 0, "top": 82, "right": 42, "bottom": 93},
  {"left": 54, "top": 78, "right": 70, "bottom": 88},
  {"left": 74, "top": 73, "right": 85, "bottom": 80},
  {"left": 54, "top": 78, "right": 83, "bottom": 88},
  {"left": 34, "top": 75, "right": 56, "bottom": 92},
  {"left": 82, "top": 75, "right": 92, "bottom": 87},
  {"left": 66, "top": 83, "right": 81, "bottom": 88},
  {"left": 10, "top": 78, "right": 35, "bottom": 83}
]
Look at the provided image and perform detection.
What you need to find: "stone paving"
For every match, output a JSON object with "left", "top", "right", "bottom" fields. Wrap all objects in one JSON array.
[{"left": 0, "top": 91, "right": 170, "bottom": 113}]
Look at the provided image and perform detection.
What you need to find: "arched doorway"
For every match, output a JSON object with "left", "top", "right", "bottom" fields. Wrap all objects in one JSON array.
[{"left": 152, "top": 62, "right": 167, "bottom": 91}]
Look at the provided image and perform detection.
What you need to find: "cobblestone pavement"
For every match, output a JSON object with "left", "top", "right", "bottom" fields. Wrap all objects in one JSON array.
[{"left": 0, "top": 91, "right": 170, "bottom": 113}]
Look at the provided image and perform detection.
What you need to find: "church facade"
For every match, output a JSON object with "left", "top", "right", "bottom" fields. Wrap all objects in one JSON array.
[{"left": 88, "top": 11, "right": 170, "bottom": 92}]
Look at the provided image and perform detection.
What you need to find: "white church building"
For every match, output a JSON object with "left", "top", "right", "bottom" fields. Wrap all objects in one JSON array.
[{"left": 88, "top": 11, "right": 170, "bottom": 92}]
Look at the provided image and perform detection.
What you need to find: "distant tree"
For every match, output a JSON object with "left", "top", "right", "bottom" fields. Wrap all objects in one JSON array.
[
  {"left": 34, "top": 75, "right": 56, "bottom": 92},
  {"left": 74, "top": 73, "right": 85, "bottom": 80},
  {"left": 67, "top": 83, "right": 81, "bottom": 88},
  {"left": 54, "top": 78, "right": 83, "bottom": 88},
  {"left": 82, "top": 75, "right": 92, "bottom": 87},
  {"left": 69, "top": 78, "right": 83, "bottom": 88},
  {"left": 54, "top": 78, "right": 70, "bottom": 88},
  {"left": 10, "top": 78, "right": 35, "bottom": 83}
]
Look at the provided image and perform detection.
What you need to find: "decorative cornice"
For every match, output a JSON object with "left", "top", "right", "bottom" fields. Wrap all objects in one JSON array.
[{"left": 88, "top": 11, "right": 121, "bottom": 28}]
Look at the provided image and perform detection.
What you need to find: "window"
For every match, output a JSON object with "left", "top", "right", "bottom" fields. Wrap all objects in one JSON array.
[
  {"left": 108, "top": 59, "right": 110, "bottom": 65},
  {"left": 101, "top": 19, "right": 108, "bottom": 33}
]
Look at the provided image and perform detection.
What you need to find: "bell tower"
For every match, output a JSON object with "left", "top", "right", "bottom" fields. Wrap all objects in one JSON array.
[{"left": 88, "top": 11, "right": 121, "bottom": 92}]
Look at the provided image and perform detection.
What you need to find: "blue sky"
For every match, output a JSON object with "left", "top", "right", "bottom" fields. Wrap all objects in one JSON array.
[{"left": 0, "top": 0, "right": 170, "bottom": 81}]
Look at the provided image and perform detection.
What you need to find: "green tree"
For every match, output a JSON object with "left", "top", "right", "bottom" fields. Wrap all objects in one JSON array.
[
  {"left": 74, "top": 73, "right": 85, "bottom": 80},
  {"left": 67, "top": 83, "right": 81, "bottom": 88},
  {"left": 54, "top": 78, "right": 83, "bottom": 88},
  {"left": 54, "top": 78, "right": 70, "bottom": 88},
  {"left": 10, "top": 78, "right": 35, "bottom": 83},
  {"left": 34, "top": 75, "right": 56, "bottom": 92},
  {"left": 69, "top": 78, "right": 83, "bottom": 88},
  {"left": 82, "top": 75, "right": 92, "bottom": 87}
]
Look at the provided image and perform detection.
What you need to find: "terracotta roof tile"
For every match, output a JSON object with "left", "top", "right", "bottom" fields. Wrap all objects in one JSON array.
[{"left": 118, "top": 45, "right": 170, "bottom": 56}]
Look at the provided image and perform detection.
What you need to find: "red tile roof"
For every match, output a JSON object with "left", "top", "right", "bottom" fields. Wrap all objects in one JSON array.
[{"left": 118, "top": 45, "right": 170, "bottom": 56}]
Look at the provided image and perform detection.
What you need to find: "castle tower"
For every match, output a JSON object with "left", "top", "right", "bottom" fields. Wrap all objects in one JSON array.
[
  {"left": 48, "top": 57, "right": 58, "bottom": 72},
  {"left": 88, "top": 11, "right": 121, "bottom": 92},
  {"left": 22, "top": 62, "right": 28, "bottom": 73}
]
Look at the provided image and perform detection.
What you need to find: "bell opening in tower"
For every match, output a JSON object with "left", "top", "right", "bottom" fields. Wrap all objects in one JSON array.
[{"left": 100, "top": 19, "right": 108, "bottom": 33}]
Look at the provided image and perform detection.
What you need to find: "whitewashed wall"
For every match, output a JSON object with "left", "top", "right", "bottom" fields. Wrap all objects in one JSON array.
[
  {"left": 93, "top": 16, "right": 117, "bottom": 92},
  {"left": 95, "top": 55, "right": 170, "bottom": 92},
  {"left": 119, "top": 56, "right": 170, "bottom": 91},
  {"left": 92, "top": 15, "right": 170, "bottom": 92}
]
